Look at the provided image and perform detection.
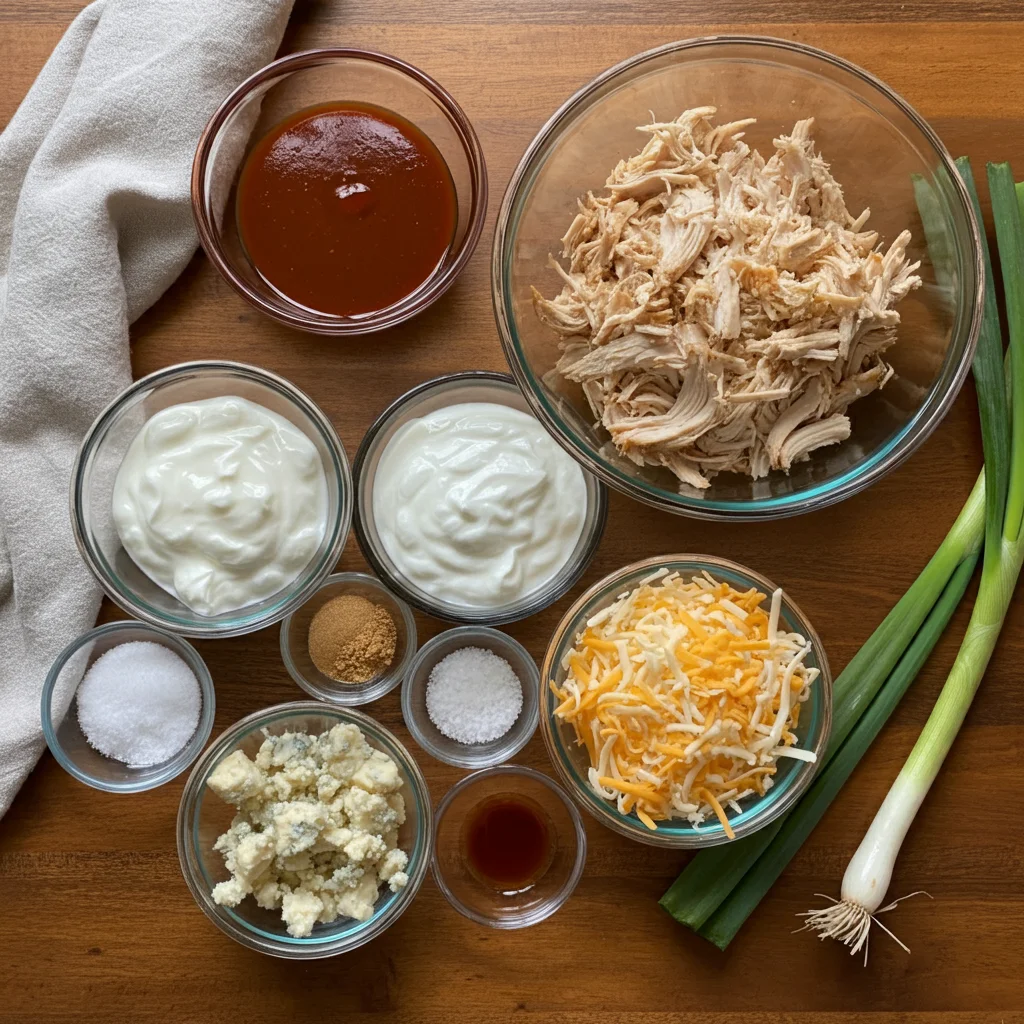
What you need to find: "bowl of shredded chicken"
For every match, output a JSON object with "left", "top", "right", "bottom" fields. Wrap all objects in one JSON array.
[
  {"left": 532, "top": 106, "right": 922, "bottom": 490},
  {"left": 540, "top": 555, "right": 832, "bottom": 847},
  {"left": 494, "top": 38, "right": 982, "bottom": 518}
]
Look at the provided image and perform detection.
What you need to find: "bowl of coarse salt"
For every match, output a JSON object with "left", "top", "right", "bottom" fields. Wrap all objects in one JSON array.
[
  {"left": 41, "top": 621, "right": 216, "bottom": 792},
  {"left": 401, "top": 626, "right": 540, "bottom": 769}
]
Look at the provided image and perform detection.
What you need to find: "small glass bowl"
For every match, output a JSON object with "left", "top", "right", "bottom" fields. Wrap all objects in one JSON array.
[
  {"left": 353, "top": 371, "right": 607, "bottom": 625},
  {"left": 177, "top": 702, "right": 432, "bottom": 958},
  {"left": 279, "top": 571, "right": 418, "bottom": 705},
  {"left": 494, "top": 35, "right": 982, "bottom": 519},
  {"left": 402, "top": 626, "right": 540, "bottom": 769},
  {"left": 192, "top": 48, "right": 487, "bottom": 335},
  {"left": 540, "top": 554, "right": 833, "bottom": 848},
  {"left": 40, "top": 621, "right": 216, "bottom": 793},
  {"left": 71, "top": 361, "right": 352, "bottom": 639},
  {"left": 432, "top": 765, "right": 587, "bottom": 929}
]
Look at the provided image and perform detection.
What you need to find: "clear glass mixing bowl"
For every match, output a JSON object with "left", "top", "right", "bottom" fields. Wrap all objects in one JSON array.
[
  {"left": 401, "top": 626, "right": 540, "bottom": 769},
  {"left": 41, "top": 621, "right": 215, "bottom": 793},
  {"left": 431, "top": 765, "right": 587, "bottom": 929},
  {"left": 353, "top": 371, "right": 607, "bottom": 625},
  {"left": 71, "top": 361, "right": 352, "bottom": 639},
  {"left": 280, "top": 571, "right": 418, "bottom": 706},
  {"left": 193, "top": 48, "right": 487, "bottom": 335},
  {"left": 176, "top": 702, "right": 432, "bottom": 958},
  {"left": 493, "top": 35, "right": 982, "bottom": 520},
  {"left": 540, "top": 554, "right": 832, "bottom": 848}
]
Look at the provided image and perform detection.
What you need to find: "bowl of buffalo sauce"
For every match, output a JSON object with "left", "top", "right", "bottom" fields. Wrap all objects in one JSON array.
[{"left": 192, "top": 49, "right": 487, "bottom": 335}]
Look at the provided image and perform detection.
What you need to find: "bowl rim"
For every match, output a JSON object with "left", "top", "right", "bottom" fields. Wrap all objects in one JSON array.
[
  {"left": 400, "top": 625, "right": 541, "bottom": 768},
  {"left": 191, "top": 46, "right": 488, "bottom": 336},
  {"left": 175, "top": 700, "right": 433, "bottom": 958},
  {"left": 279, "top": 570, "right": 419, "bottom": 705},
  {"left": 492, "top": 33, "right": 983, "bottom": 521},
  {"left": 40, "top": 620, "right": 216, "bottom": 793},
  {"left": 538, "top": 553, "right": 833, "bottom": 848},
  {"left": 430, "top": 764, "right": 588, "bottom": 929},
  {"left": 352, "top": 370, "right": 608, "bottom": 624},
  {"left": 70, "top": 359, "right": 353, "bottom": 639}
]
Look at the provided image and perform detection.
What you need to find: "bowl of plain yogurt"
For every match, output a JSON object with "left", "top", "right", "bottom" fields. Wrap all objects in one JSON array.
[
  {"left": 72, "top": 361, "right": 352, "bottom": 638},
  {"left": 352, "top": 371, "right": 607, "bottom": 624}
]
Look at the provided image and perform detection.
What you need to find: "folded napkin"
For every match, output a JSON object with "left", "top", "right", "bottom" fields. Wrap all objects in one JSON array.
[{"left": 0, "top": 0, "right": 294, "bottom": 817}]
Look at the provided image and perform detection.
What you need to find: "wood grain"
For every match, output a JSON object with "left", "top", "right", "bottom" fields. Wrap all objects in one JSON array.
[
  {"left": 3, "top": 0, "right": 1024, "bottom": 23},
  {"left": 1, "top": 2, "right": 1023, "bottom": 1022}
]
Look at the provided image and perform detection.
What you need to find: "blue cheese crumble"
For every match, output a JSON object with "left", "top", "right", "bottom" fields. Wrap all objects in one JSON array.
[{"left": 206, "top": 723, "right": 411, "bottom": 937}]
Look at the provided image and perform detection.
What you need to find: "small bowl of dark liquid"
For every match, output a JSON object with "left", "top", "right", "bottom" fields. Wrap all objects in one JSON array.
[
  {"left": 432, "top": 765, "right": 587, "bottom": 928},
  {"left": 193, "top": 49, "right": 487, "bottom": 335}
]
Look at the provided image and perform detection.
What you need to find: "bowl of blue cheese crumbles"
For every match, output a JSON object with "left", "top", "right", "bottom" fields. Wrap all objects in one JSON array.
[{"left": 176, "top": 702, "right": 432, "bottom": 958}]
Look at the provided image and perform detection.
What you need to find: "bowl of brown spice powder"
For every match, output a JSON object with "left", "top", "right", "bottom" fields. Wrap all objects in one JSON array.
[{"left": 280, "top": 572, "right": 418, "bottom": 705}]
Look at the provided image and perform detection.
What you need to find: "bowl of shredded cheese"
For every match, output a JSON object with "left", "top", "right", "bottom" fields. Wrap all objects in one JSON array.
[{"left": 540, "top": 554, "right": 832, "bottom": 847}]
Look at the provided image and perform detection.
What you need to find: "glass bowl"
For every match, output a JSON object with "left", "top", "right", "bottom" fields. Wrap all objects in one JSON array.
[
  {"left": 493, "top": 35, "right": 982, "bottom": 520},
  {"left": 40, "top": 621, "right": 216, "bottom": 793},
  {"left": 176, "top": 702, "right": 432, "bottom": 958},
  {"left": 432, "top": 765, "right": 587, "bottom": 928},
  {"left": 353, "top": 371, "right": 607, "bottom": 624},
  {"left": 192, "top": 48, "right": 487, "bottom": 335},
  {"left": 279, "top": 571, "right": 417, "bottom": 706},
  {"left": 540, "top": 554, "right": 833, "bottom": 848},
  {"left": 71, "top": 361, "right": 352, "bottom": 639},
  {"left": 401, "top": 626, "right": 540, "bottom": 769}
]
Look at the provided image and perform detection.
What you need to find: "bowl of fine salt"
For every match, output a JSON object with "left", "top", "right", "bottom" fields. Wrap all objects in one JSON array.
[{"left": 40, "top": 620, "right": 215, "bottom": 792}]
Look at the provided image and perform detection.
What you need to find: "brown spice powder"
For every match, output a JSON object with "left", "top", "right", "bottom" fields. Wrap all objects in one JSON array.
[{"left": 307, "top": 594, "right": 397, "bottom": 683}]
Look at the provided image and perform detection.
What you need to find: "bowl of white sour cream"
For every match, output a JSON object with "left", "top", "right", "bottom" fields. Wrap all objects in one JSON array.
[
  {"left": 72, "top": 361, "right": 352, "bottom": 638},
  {"left": 353, "top": 372, "right": 606, "bottom": 625}
]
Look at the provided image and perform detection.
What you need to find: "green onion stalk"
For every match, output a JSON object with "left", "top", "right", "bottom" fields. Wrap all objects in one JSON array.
[
  {"left": 801, "top": 161, "right": 1024, "bottom": 959},
  {"left": 706, "top": 547, "right": 979, "bottom": 953},
  {"left": 659, "top": 473, "right": 984, "bottom": 932},
  {"left": 659, "top": 157, "right": 1005, "bottom": 947}
]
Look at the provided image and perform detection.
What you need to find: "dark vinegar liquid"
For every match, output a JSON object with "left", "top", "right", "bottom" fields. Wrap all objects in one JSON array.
[{"left": 464, "top": 795, "right": 553, "bottom": 893}]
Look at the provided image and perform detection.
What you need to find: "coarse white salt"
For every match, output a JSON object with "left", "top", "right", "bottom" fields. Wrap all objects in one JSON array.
[
  {"left": 425, "top": 646, "right": 523, "bottom": 744},
  {"left": 76, "top": 641, "right": 202, "bottom": 767}
]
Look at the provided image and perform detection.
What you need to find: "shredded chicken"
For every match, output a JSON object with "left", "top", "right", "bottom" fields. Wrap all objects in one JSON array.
[{"left": 532, "top": 107, "right": 922, "bottom": 489}]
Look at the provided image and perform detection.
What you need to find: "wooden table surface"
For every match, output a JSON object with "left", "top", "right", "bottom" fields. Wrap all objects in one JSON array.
[{"left": 2, "top": 1, "right": 1023, "bottom": 1022}]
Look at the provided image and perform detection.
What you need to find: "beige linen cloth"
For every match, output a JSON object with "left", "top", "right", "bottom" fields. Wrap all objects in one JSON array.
[{"left": 0, "top": 0, "right": 294, "bottom": 816}]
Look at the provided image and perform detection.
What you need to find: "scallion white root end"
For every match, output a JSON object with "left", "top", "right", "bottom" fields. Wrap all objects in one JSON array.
[{"left": 796, "top": 891, "right": 930, "bottom": 965}]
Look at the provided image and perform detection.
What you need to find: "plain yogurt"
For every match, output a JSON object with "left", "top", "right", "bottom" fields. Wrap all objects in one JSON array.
[
  {"left": 372, "top": 401, "right": 587, "bottom": 608},
  {"left": 112, "top": 395, "right": 329, "bottom": 616}
]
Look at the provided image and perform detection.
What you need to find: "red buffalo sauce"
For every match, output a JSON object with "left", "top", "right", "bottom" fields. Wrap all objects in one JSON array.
[{"left": 236, "top": 101, "right": 457, "bottom": 317}]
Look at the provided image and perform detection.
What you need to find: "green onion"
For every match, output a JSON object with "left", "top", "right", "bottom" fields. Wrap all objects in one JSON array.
[
  {"left": 699, "top": 551, "right": 978, "bottom": 950},
  {"left": 659, "top": 159, "right": 998, "bottom": 939},
  {"left": 802, "top": 160, "right": 1024, "bottom": 959},
  {"left": 658, "top": 476, "right": 984, "bottom": 931},
  {"left": 956, "top": 158, "right": 1010, "bottom": 552}
]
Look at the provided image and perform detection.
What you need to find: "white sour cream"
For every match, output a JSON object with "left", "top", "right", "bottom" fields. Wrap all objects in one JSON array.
[
  {"left": 372, "top": 401, "right": 588, "bottom": 608},
  {"left": 112, "top": 396, "right": 329, "bottom": 617}
]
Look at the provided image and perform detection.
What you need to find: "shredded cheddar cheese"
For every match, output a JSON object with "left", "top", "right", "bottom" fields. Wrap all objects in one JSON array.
[{"left": 551, "top": 569, "right": 818, "bottom": 838}]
